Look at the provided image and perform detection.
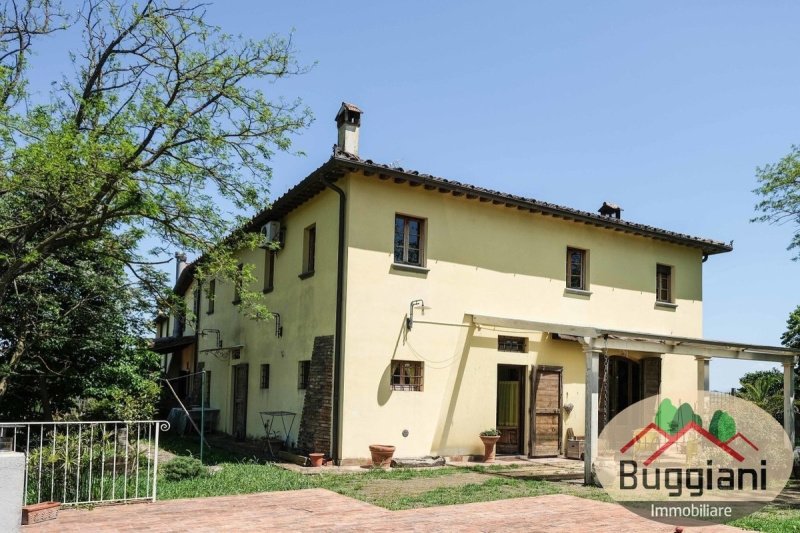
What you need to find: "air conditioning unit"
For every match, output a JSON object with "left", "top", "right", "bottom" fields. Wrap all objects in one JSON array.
[{"left": 260, "top": 221, "right": 281, "bottom": 248}]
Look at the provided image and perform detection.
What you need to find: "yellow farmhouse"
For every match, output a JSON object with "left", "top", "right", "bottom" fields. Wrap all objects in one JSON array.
[{"left": 154, "top": 103, "right": 797, "bottom": 480}]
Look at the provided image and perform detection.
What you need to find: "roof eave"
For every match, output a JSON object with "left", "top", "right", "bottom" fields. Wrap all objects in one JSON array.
[{"left": 331, "top": 157, "right": 733, "bottom": 256}]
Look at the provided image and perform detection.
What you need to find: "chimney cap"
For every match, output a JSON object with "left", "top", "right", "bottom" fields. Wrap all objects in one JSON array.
[
  {"left": 338, "top": 102, "right": 362, "bottom": 114},
  {"left": 335, "top": 102, "right": 362, "bottom": 127},
  {"left": 598, "top": 201, "right": 622, "bottom": 219}
]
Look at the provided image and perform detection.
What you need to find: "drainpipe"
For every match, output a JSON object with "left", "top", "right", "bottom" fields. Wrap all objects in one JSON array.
[
  {"left": 193, "top": 284, "right": 201, "bottom": 373},
  {"left": 324, "top": 175, "right": 346, "bottom": 463}
]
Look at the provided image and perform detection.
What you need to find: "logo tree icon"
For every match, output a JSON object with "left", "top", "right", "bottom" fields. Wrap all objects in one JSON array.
[
  {"left": 709, "top": 410, "right": 737, "bottom": 442},
  {"left": 655, "top": 398, "right": 678, "bottom": 433},
  {"left": 654, "top": 398, "right": 702, "bottom": 434}
]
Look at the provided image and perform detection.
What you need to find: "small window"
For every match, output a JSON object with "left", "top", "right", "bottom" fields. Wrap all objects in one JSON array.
[
  {"left": 193, "top": 287, "right": 201, "bottom": 317},
  {"left": 207, "top": 280, "right": 215, "bottom": 314},
  {"left": 193, "top": 366, "right": 211, "bottom": 407},
  {"left": 298, "top": 360, "right": 311, "bottom": 390},
  {"left": 263, "top": 250, "right": 275, "bottom": 292},
  {"left": 233, "top": 263, "right": 243, "bottom": 304},
  {"left": 498, "top": 336, "right": 527, "bottom": 353},
  {"left": 566, "top": 247, "right": 587, "bottom": 290},
  {"left": 394, "top": 215, "right": 425, "bottom": 266},
  {"left": 260, "top": 364, "right": 270, "bottom": 389},
  {"left": 391, "top": 360, "right": 424, "bottom": 391},
  {"left": 656, "top": 264, "right": 673, "bottom": 303},
  {"left": 301, "top": 225, "right": 316, "bottom": 277}
]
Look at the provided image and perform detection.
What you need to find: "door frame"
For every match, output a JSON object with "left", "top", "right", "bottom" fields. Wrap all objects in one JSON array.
[
  {"left": 529, "top": 365, "right": 563, "bottom": 457},
  {"left": 231, "top": 363, "right": 249, "bottom": 441},
  {"left": 496, "top": 364, "right": 527, "bottom": 455}
]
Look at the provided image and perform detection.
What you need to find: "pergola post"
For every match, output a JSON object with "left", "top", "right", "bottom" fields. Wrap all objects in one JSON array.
[
  {"left": 784, "top": 358, "right": 796, "bottom": 445},
  {"left": 582, "top": 337, "right": 601, "bottom": 485},
  {"left": 696, "top": 356, "right": 710, "bottom": 392}
]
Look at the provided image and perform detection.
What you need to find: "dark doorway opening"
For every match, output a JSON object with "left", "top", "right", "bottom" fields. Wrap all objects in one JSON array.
[{"left": 496, "top": 365, "right": 526, "bottom": 455}]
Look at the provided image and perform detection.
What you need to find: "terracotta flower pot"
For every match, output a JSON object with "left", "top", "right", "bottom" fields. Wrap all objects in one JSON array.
[
  {"left": 480, "top": 435, "right": 501, "bottom": 463},
  {"left": 308, "top": 453, "right": 325, "bottom": 467},
  {"left": 368, "top": 444, "right": 396, "bottom": 468}
]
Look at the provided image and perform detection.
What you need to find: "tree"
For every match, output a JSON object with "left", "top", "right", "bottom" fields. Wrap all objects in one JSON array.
[
  {"left": 0, "top": 0, "right": 310, "bottom": 398},
  {"left": 753, "top": 146, "right": 800, "bottom": 413},
  {"left": 0, "top": 239, "right": 160, "bottom": 420},
  {"left": 736, "top": 372, "right": 785, "bottom": 423},
  {"left": 782, "top": 305, "right": 800, "bottom": 350},
  {"left": 753, "top": 145, "right": 800, "bottom": 260}
]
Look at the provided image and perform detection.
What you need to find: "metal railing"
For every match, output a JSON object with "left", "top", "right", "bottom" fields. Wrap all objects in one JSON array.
[{"left": 0, "top": 420, "right": 170, "bottom": 506}]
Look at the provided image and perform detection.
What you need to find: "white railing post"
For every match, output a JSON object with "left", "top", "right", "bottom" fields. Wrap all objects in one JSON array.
[{"left": 152, "top": 421, "right": 162, "bottom": 503}]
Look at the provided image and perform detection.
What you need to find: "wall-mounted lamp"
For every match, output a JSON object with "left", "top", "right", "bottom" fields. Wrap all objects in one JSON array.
[
  {"left": 406, "top": 299, "right": 431, "bottom": 330},
  {"left": 273, "top": 313, "right": 283, "bottom": 337},
  {"left": 563, "top": 403, "right": 574, "bottom": 414},
  {"left": 200, "top": 329, "right": 223, "bottom": 348}
]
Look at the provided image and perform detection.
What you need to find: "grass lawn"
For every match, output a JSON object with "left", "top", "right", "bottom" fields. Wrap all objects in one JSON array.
[{"left": 158, "top": 436, "right": 799, "bottom": 532}]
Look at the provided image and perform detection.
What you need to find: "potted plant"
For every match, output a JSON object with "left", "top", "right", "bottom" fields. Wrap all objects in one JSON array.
[
  {"left": 479, "top": 429, "right": 501, "bottom": 463},
  {"left": 368, "top": 444, "right": 396, "bottom": 468},
  {"left": 308, "top": 452, "right": 325, "bottom": 467}
]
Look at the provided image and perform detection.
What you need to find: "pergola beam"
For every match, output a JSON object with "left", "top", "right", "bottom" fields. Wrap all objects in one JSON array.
[
  {"left": 469, "top": 314, "right": 796, "bottom": 362},
  {"left": 599, "top": 338, "right": 791, "bottom": 363},
  {"left": 784, "top": 358, "right": 797, "bottom": 444}
]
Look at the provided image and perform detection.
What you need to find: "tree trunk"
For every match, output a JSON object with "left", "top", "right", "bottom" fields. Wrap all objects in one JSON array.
[
  {"left": 38, "top": 376, "right": 52, "bottom": 421},
  {"left": 0, "top": 336, "right": 27, "bottom": 400}
]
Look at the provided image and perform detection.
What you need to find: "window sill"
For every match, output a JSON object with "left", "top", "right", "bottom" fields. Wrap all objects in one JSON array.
[
  {"left": 262, "top": 287, "right": 274, "bottom": 294},
  {"left": 564, "top": 287, "right": 592, "bottom": 298},
  {"left": 206, "top": 311, "right": 215, "bottom": 316},
  {"left": 655, "top": 301, "right": 678, "bottom": 310},
  {"left": 391, "top": 263, "right": 429, "bottom": 274},
  {"left": 298, "top": 271, "right": 315, "bottom": 280}
]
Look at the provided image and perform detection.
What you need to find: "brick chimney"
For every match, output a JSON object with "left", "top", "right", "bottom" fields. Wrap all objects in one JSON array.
[
  {"left": 335, "top": 102, "right": 362, "bottom": 156},
  {"left": 175, "top": 252, "right": 187, "bottom": 282}
]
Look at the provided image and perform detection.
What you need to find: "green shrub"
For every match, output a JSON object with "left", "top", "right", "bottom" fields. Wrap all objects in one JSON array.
[
  {"left": 162, "top": 456, "right": 207, "bottom": 481},
  {"left": 480, "top": 428, "right": 501, "bottom": 437}
]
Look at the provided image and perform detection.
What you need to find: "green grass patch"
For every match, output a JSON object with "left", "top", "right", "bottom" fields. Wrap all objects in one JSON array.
[
  {"left": 157, "top": 437, "right": 798, "bottom": 531},
  {"left": 159, "top": 461, "right": 314, "bottom": 500},
  {"left": 729, "top": 506, "right": 800, "bottom": 533}
]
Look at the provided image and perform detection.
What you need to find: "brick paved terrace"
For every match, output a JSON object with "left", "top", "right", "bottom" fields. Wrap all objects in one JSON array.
[{"left": 26, "top": 489, "right": 742, "bottom": 532}]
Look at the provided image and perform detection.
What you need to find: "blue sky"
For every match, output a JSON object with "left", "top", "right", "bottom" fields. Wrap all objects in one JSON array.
[{"left": 27, "top": 1, "right": 800, "bottom": 390}]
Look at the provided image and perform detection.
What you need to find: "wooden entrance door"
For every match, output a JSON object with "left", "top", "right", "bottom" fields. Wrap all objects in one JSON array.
[
  {"left": 496, "top": 365, "right": 525, "bottom": 455},
  {"left": 530, "top": 366, "right": 562, "bottom": 457},
  {"left": 232, "top": 363, "right": 248, "bottom": 441}
]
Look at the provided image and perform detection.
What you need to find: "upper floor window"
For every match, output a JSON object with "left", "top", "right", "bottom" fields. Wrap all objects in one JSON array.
[
  {"left": 566, "top": 247, "right": 587, "bottom": 290},
  {"left": 301, "top": 224, "right": 316, "bottom": 277},
  {"left": 263, "top": 250, "right": 275, "bottom": 292},
  {"left": 232, "top": 263, "right": 243, "bottom": 304},
  {"left": 207, "top": 279, "right": 215, "bottom": 314},
  {"left": 394, "top": 215, "right": 425, "bottom": 266},
  {"left": 656, "top": 264, "right": 673, "bottom": 303},
  {"left": 498, "top": 336, "right": 527, "bottom": 353},
  {"left": 391, "top": 360, "right": 424, "bottom": 391}
]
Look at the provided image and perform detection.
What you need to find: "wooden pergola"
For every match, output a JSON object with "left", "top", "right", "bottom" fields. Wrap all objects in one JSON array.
[{"left": 470, "top": 314, "right": 799, "bottom": 485}]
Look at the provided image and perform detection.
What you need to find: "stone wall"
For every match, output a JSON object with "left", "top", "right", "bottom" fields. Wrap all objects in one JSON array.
[{"left": 297, "top": 335, "right": 334, "bottom": 455}]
